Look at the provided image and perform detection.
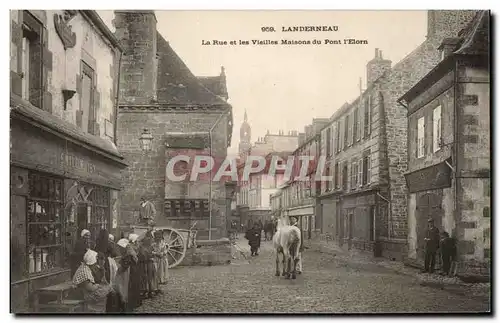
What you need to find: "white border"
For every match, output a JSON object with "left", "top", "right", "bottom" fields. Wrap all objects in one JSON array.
[{"left": 2, "top": 1, "right": 497, "bottom": 323}]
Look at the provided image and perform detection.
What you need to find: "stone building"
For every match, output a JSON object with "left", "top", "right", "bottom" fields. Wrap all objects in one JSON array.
[
  {"left": 400, "top": 11, "right": 490, "bottom": 274},
  {"left": 113, "top": 10, "right": 233, "bottom": 240},
  {"left": 317, "top": 10, "right": 478, "bottom": 260},
  {"left": 235, "top": 111, "right": 300, "bottom": 229},
  {"left": 10, "top": 10, "right": 126, "bottom": 312},
  {"left": 281, "top": 118, "right": 329, "bottom": 243}
]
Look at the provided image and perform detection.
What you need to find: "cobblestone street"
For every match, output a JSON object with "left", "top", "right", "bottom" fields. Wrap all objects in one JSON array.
[{"left": 135, "top": 236, "right": 490, "bottom": 314}]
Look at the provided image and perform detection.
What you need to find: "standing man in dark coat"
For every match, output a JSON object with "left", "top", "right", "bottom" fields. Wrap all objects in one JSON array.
[
  {"left": 423, "top": 218, "right": 440, "bottom": 273},
  {"left": 139, "top": 197, "right": 157, "bottom": 226},
  {"left": 245, "top": 223, "right": 262, "bottom": 256}
]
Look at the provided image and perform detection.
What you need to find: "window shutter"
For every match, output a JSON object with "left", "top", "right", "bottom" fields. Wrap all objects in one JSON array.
[
  {"left": 367, "top": 155, "right": 372, "bottom": 184},
  {"left": 367, "top": 96, "right": 372, "bottom": 136},
  {"left": 360, "top": 103, "right": 365, "bottom": 139},
  {"left": 358, "top": 158, "right": 363, "bottom": 187}
]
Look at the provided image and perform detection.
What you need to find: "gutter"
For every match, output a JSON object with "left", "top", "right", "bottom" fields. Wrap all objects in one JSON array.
[{"left": 208, "top": 108, "right": 230, "bottom": 240}]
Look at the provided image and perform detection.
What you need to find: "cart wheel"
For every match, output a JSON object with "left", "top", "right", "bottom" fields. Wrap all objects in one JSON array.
[{"left": 161, "top": 228, "right": 187, "bottom": 268}]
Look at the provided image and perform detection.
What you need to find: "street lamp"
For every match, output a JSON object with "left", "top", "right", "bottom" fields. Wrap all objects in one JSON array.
[{"left": 139, "top": 129, "right": 153, "bottom": 152}]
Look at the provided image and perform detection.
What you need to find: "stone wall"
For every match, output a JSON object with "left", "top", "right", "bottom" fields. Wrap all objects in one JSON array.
[
  {"left": 179, "top": 239, "right": 232, "bottom": 266},
  {"left": 116, "top": 109, "right": 230, "bottom": 237},
  {"left": 113, "top": 10, "right": 158, "bottom": 104},
  {"left": 10, "top": 10, "right": 119, "bottom": 142}
]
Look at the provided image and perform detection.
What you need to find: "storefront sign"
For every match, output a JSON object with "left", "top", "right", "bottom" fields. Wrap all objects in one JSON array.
[
  {"left": 60, "top": 152, "right": 96, "bottom": 174},
  {"left": 405, "top": 159, "right": 452, "bottom": 193}
]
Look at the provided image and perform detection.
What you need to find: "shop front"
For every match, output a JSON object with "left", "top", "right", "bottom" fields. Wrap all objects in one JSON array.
[
  {"left": 10, "top": 102, "right": 127, "bottom": 312},
  {"left": 339, "top": 190, "right": 377, "bottom": 253},
  {"left": 405, "top": 158, "right": 453, "bottom": 263}
]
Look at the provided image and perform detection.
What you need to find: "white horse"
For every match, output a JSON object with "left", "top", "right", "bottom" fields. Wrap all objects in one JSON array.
[{"left": 273, "top": 214, "right": 301, "bottom": 279}]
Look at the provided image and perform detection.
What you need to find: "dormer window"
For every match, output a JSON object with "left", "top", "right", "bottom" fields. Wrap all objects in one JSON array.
[{"left": 438, "top": 37, "right": 462, "bottom": 61}]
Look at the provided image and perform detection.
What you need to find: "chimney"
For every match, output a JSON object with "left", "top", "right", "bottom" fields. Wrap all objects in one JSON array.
[
  {"left": 366, "top": 48, "right": 392, "bottom": 87},
  {"left": 114, "top": 10, "right": 158, "bottom": 104},
  {"left": 438, "top": 37, "right": 462, "bottom": 60}
]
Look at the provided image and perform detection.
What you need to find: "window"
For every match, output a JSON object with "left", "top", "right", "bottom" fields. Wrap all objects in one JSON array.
[
  {"left": 335, "top": 121, "right": 340, "bottom": 153},
  {"left": 326, "top": 127, "right": 332, "bottom": 157},
  {"left": 325, "top": 165, "right": 331, "bottom": 191},
  {"left": 20, "top": 11, "right": 43, "bottom": 108},
  {"left": 21, "top": 33, "right": 30, "bottom": 100},
  {"left": 334, "top": 162, "right": 339, "bottom": 189},
  {"left": 362, "top": 153, "right": 371, "bottom": 185},
  {"left": 27, "top": 172, "right": 64, "bottom": 275},
  {"left": 433, "top": 105, "right": 442, "bottom": 152},
  {"left": 89, "top": 186, "right": 110, "bottom": 238},
  {"left": 348, "top": 113, "right": 354, "bottom": 147},
  {"left": 358, "top": 158, "right": 363, "bottom": 187},
  {"left": 484, "top": 179, "right": 490, "bottom": 197},
  {"left": 364, "top": 97, "right": 372, "bottom": 138},
  {"left": 81, "top": 61, "right": 97, "bottom": 135},
  {"left": 342, "top": 162, "right": 348, "bottom": 191},
  {"left": 417, "top": 116, "right": 425, "bottom": 158},
  {"left": 354, "top": 108, "right": 360, "bottom": 142},
  {"left": 350, "top": 161, "right": 358, "bottom": 190},
  {"left": 344, "top": 115, "right": 349, "bottom": 149}
]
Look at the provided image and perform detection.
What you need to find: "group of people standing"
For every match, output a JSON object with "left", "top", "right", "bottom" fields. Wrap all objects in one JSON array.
[
  {"left": 69, "top": 228, "right": 170, "bottom": 313},
  {"left": 423, "top": 218, "right": 457, "bottom": 275}
]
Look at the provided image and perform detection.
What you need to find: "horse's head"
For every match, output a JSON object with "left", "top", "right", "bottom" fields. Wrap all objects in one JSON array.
[{"left": 277, "top": 214, "right": 290, "bottom": 228}]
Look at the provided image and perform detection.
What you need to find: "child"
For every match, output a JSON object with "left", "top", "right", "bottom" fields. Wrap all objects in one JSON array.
[{"left": 440, "top": 231, "right": 457, "bottom": 276}]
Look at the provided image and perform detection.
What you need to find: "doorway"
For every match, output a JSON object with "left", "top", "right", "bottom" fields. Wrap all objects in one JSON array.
[{"left": 416, "top": 191, "right": 443, "bottom": 262}]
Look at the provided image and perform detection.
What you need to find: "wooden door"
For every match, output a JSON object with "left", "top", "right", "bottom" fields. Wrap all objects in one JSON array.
[{"left": 416, "top": 191, "right": 443, "bottom": 261}]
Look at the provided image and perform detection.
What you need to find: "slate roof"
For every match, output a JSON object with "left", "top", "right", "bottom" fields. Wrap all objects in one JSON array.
[
  {"left": 455, "top": 10, "right": 490, "bottom": 55},
  {"left": 197, "top": 74, "right": 228, "bottom": 100},
  {"left": 399, "top": 10, "right": 490, "bottom": 105},
  {"left": 156, "top": 33, "right": 230, "bottom": 106}
]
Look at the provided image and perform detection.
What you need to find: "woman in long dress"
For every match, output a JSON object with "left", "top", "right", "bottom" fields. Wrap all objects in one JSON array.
[
  {"left": 72, "top": 249, "right": 113, "bottom": 313},
  {"left": 126, "top": 234, "right": 141, "bottom": 311},
  {"left": 138, "top": 232, "right": 159, "bottom": 298},
  {"left": 152, "top": 231, "right": 169, "bottom": 285},
  {"left": 112, "top": 238, "right": 132, "bottom": 313}
]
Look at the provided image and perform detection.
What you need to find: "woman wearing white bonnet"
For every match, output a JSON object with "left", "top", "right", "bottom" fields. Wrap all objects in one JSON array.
[
  {"left": 72, "top": 249, "right": 113, "bottom": 312},
  {"left": 128, "top": 233, "right": 139, "bottom": 243}
]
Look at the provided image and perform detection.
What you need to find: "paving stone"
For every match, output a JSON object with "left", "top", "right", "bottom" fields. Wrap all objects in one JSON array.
[{"left": 134, "top": 237, "right": 490, "bottom": 313}]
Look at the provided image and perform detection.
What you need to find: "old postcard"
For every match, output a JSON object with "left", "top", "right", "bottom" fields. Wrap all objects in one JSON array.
[{"left": 9, "top": 9, "right": 490, "bottom": 314}]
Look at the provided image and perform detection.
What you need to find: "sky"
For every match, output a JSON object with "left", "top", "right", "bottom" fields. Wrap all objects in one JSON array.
[{"left": 97, "top": 10, "right": 428, "bottom": 155}]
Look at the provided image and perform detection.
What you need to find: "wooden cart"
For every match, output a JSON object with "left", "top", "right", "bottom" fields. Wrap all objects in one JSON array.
[{"left": 130, "top": 221, "right": 198, "bottom": 269}]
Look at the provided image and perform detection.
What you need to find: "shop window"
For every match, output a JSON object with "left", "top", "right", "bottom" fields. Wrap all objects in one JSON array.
[
  {"left": 21, "top": 11, "right": 43, "bottom": 108},
  {"left": 88, "top": 186, "right": 110, "bottom": 239},
  {"left": 27, "top": 172, "right": 64, "bottom": 275}
]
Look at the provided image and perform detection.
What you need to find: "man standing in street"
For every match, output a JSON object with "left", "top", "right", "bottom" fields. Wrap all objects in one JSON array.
[
  {"left": 139, "top": 197, "right": 157, "bottom": 226},
  {"left": 423, "top": 218, "right": 440, "bottom": 274},
  {"left": 290, "top": 216, "right": 304, "bottom": 274}
]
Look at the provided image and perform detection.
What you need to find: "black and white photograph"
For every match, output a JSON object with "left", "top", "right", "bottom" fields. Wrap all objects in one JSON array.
[{"left": 8, "top": 6, "right": 492, "bottom": 315}]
